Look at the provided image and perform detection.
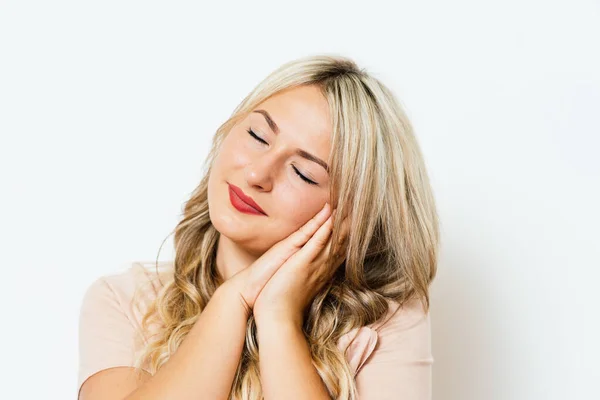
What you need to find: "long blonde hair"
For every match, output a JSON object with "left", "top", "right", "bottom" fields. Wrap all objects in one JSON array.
[{"left": 132, "top": 54, "right": 439, "bottom": 399}]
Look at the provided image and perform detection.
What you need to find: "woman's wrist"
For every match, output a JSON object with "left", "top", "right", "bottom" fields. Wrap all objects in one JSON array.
[
  {"left": 254, "top": 309, "right": 303, "bottom": 332},
  {"left": 214, "top": 281, "right": 252, "bottom": 320}
]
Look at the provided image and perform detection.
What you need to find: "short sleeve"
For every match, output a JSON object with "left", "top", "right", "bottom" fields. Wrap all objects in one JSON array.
[
  {"left": 77, "top": 277, "right": 139, "bottom": 396},
  {"left": 354, "top": 299, "right": 434, "bottom": 400}
]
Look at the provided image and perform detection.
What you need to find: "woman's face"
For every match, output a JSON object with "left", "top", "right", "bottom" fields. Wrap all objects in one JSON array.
[{"left": 208, "top": 84, "right": 332, "bottom": 255}]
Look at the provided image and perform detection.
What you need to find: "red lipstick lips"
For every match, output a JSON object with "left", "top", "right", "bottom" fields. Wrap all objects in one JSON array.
[{"left": 228, "top": 183, "right": 267, "bottom": 216}]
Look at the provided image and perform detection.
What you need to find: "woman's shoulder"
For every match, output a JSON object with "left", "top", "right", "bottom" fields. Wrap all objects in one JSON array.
[
  {"left": 100, "top": 260, "right": 173, "bottom": 298},
  {"left": 80, "top": 261, "right": 174, "bottom": 336},
  {"left": 371, "top": 297, "right": 431, "bottom": 335},
  {"left": 336, "top": 297, "right": 432, "bottom": 375},
  {"left": 77, "top": 261, "right": 174, "bottom": 393}
]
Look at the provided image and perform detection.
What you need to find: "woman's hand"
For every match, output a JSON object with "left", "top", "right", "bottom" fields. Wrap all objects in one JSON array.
[
  {"left": 219, "top": 203, "right": 346, "bottom": 319},
  {"left": 252, "top": 203, "right": 350, "bottom": 327}
]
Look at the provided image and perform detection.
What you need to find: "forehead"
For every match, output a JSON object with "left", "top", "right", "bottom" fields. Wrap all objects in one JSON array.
[{"left": 251, "top": 85, "right": 332, "bottom": 154}]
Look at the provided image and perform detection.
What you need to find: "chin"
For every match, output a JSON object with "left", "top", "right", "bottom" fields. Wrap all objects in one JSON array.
[
  {"left": 210, "top": 203, "right": 254, "bottom": 239},
  {"left": 211, "top": 212, "right": 275, "bottom": 256}
]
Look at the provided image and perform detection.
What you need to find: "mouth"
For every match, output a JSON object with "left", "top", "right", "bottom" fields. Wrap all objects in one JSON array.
[{"left": 227, "top": 183, "right": 268, "bottom": 216}]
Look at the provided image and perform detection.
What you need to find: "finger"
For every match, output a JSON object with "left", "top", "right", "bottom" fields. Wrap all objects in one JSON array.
[
  {"left": 239, "top": 203, "right": 332, "bottom": 300},
  {"left": 288, "top": 214, "right": 334, "bottom": 267},
  {"left": 305, "top": 215, "right": 347, "bottom": 278},
  {"left": 257, "top": 202, "right": 331, "bottom": 266},
  {"left": 286, "top": 202, "right": 332, "bottom": 248}
]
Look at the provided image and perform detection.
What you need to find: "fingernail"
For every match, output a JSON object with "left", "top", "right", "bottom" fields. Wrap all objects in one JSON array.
[{"left": 321, "top": 202, "right": 330, "bottom": 214}]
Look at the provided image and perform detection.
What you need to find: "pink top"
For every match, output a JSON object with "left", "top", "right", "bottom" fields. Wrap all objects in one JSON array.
[{"left": 78, "top": 262, "right": 433, "bottom": 399}]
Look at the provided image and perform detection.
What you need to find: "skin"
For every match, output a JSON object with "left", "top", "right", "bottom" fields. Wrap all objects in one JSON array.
[
  {"left": 80, "top": 84, "right": 349, "bottom": 400},
  {"left": 207, "top": 84, "right": 333, "bottom": 281},
  {"left": 207, "top": 84, "right": 348, "bottom": 398}
]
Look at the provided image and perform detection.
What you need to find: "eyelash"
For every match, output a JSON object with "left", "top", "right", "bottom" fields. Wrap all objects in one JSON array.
[{"left": 246, "top": 128, "right": 318, "bottom": 186}]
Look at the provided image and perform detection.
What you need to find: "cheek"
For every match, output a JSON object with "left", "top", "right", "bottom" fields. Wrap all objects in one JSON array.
[
  {"left": 218, "top": 133, "right": 253, "bottom": 169},
  {"left": 281, "top": 188, "right": 328, "bottom": 231}
]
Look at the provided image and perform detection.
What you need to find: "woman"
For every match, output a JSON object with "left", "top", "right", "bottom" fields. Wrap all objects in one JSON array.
[{"left": 77, "top": 54, "right": 439, "bottom": 400}]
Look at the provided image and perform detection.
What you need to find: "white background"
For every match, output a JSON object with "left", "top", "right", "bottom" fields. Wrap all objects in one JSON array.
[{"left": 1, "top": 1, "right": 599, "bottom": 399}]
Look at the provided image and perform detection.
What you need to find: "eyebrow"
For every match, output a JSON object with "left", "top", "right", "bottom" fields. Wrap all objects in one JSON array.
[{"left": 252, "top": 109, "right": 330, "bottom": 173}]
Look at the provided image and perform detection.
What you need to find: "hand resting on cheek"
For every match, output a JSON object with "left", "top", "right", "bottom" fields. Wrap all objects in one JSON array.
[{"left": 219, "top": 202, "right": 351, "bottom": 327}]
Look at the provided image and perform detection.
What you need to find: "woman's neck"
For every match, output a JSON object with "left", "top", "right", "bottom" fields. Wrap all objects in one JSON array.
[{"left": 215, "top": 233, "right": 260, "bottom": 281}]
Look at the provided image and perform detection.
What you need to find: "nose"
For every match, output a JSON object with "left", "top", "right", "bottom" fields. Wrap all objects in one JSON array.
[{"left": 244, "top": 152, "right": 277, "bottom": 192}]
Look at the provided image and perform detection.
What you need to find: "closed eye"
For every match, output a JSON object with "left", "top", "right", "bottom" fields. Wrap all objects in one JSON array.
[
  {"left": 292, "top": 165, "right": 318, "bottom": 185},
  {"left": 247, "top": 128, "right": 268, "bottom": 145},
  {"left": 247, "top": 128, "right": 318, "bottom": 186}
]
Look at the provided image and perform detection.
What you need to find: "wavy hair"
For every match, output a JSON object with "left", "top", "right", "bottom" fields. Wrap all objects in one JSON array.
[{"left": 131, "top": 54, "right": 439, "bottom": 399}]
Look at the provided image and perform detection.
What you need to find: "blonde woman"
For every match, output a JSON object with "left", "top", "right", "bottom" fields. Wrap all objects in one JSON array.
[{"left": 77, "top": 54, "right": 439, "bottom": 400}]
